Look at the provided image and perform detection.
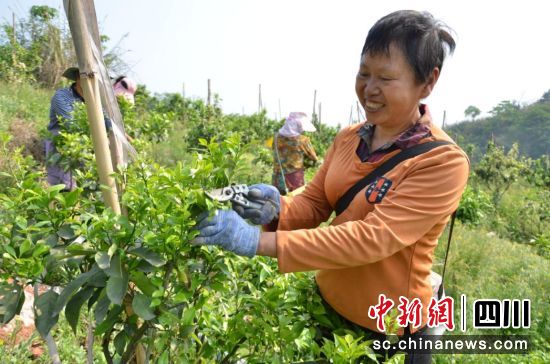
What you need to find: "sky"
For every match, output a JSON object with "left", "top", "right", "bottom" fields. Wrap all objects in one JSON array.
[{"left": 2, "top": 0, "right": 549, "bottom": 128}]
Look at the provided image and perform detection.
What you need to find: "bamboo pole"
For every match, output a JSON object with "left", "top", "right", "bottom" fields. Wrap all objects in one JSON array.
[
  {"left": 66, "top": 0, "right": 120, "bottom": 214},
  {"left": 65, "top": 2, "right": 146, "bottom": 362}
]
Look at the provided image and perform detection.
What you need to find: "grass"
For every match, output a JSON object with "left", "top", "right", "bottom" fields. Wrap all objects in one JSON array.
[
  {"left": 0, "top": 81, "right": 51, "bottom": 132},
  {"left": 433, "top": 223, "right": 549, "bottom": 363}
]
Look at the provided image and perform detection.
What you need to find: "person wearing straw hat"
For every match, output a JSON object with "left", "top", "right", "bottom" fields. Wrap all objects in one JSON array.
[
  {"left": 44, "top": 67, "right": 111, "bottom": 191},
  {"left": 272, "top": 112, "right": 318, "bottom": 195}
]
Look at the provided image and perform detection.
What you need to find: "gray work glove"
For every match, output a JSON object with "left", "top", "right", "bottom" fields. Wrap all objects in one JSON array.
[
  {"left": 232, "top": 184, "right": 280, "bottom": 225},
  {"left": 192, "top": 210, "right": 260, "bottom": 257}
]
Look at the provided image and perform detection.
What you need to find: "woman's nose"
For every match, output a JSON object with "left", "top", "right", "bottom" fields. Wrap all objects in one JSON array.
[{"left": 364, "top": 78, "right": 380, "bottom": 97}]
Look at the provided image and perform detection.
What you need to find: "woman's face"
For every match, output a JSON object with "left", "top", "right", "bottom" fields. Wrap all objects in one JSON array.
[{"left": 355, "top": 44, "right": 438, "bottom": 129}]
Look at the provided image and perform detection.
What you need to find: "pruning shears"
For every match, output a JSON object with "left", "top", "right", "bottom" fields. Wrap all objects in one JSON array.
[{"left": 205, "top": 184, "right": 263, "bottom": 209}]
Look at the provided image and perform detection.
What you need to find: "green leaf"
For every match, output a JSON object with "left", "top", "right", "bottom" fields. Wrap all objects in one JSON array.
[
  {"left": 182, "top": 308, "right": 196, "bottom": 326},
  {"left": 106, "top": 265, "right": 128, "bottom": 306},
  {"left": 66, "top": 245, "right": 95, "bottom": 256},
  {"left": 57, "top": 224, "right": 76, "bottom": 240},
  {"left": 34, "top": 290, "right": 60, "bottom": 337},
  {"left": 87, "top": 288, "right": 103, "bottom": 311},
  {"left": 32, "top": 243, "right": 50, "bottom": 258},
  {"left": 103, "top": 254, "right": 122, "bottom": 277},
  {"left": 4, "top": 245, "right": 17, "bottom": 258},
  {"left": 136, "top": 260, "right": 155, "bottom": 273},
  {"left": 64, "top": 189, "right": 81, "bottom": 207},
  {"left": 131, "top": 271, "right": 156, "bottom": 296},
  {"left": 95, "top": 305, "right": 124, "bottom": 336},
  {"left": 128, "top": 247, "right": 166, "bottom": 267},
  {"left": 132, "top": 294, "right": 156, "bottom": 320},
  {"left": 114, "top": 331, "right": 127, "bottom": 356},
  {"left": 95, "top": 252, "right": 110, "bottom": 270},
  {"left": 65, "top": 286, "right": 95, "bottom": 334},
  {"left": 47, "top": 184, "right": 66, "bottom": 195},
  {"left": 53, "top": 265, "right": 102, "bottom": 317},
  {"left": 94, "top": 290, "right": 110, "bottom": 324},
  {"left": 44, "top": 234, "right": 58, "bottom": 247},
  {"left": 107, "top": 243, "right": 118, "bottom": 257},
  {"left": 0, "top": 283, "right": 24, "bottom": 324},
  {"left": 19, "top": 239, "right": 32, "bottom": 256}
]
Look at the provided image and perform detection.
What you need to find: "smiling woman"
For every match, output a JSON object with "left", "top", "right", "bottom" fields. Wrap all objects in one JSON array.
[{"left": 193, "top": 9, "right": 469, "bottom": 364}]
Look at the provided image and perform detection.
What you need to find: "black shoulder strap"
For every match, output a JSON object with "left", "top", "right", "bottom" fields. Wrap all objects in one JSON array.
[
  {"left": 334, "top": 140, "right": 453, "bottom": 215},
  {"left": 438, "top": 210, "right": 456, "bottom": 298}
]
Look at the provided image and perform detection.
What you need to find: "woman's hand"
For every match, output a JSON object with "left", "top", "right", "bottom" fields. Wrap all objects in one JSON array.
[
  {"left": 192, "top": 210, "right": 260, "bottom": 257},
  {"left": 232, "top": 184, "right": 280, "bottom": 225}
]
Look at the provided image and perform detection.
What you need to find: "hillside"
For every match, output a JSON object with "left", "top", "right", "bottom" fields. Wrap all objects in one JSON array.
[{"left": 445, "top": 93, "right": 550, "bottom": 162}]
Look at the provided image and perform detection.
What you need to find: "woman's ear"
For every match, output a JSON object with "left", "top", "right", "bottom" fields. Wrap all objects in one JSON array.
[{"left": 421, "top": 67, "right": 440, "bottom": 98}]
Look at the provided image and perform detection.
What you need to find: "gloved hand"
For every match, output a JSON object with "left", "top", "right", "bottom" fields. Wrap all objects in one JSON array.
[
  {"left": 233, "top": 184, "right": 280, "bottom": 225},
  {"left": 192, "top": 210, "right": 260, "bottom": 257}
]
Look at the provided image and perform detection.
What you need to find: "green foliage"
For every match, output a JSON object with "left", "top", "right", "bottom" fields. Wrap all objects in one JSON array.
[
  {"left": 474, "top": 142, "right": 528, "bottom": 206},
  {"left": 1, "top": 121, "right": 353, "bottom": 362},
  {"left": 526, "top": 154, "right": 550, "bottom": 188},
  {"left": 464, "top": 105, "right": 481, "bottom": 120},
  {"left": 446, "top": 93, "right": 550, "bottom": 161},
  {"left": 456, "top": 185, "right": 492, "bottom": 225},
  {"left": 0, "top": 5, "right": 74, "bottom": 86},
  {"left": 311, "top": 121, "right": 340, "bottom": 158},
  {"left": 1, "top": 21, "right": 548, "bottom": 361}
]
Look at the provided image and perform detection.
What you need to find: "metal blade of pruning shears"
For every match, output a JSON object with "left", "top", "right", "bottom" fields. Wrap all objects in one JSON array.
[{"left": 205, "top": 184, "right": 263, "bottom": 209}]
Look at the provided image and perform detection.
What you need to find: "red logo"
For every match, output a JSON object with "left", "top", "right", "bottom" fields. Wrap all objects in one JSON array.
[{"left": 366, "top": 176, "right": 392, "bottom": 204}]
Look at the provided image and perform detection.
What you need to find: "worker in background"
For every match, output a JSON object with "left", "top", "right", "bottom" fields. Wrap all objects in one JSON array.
[
  {"left": 113, "top": 75, "right": 137, "bottom": 104},
  {"left": 44, "top": 67, "right": 112, "bottom": 191},
  {"left": 272, "top": 112, "right": 318, "bottom": 195}
]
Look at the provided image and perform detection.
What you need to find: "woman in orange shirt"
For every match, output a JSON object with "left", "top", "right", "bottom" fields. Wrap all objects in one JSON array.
[{"left": 194, "top": 10, "right": 469, "bottom": 363}]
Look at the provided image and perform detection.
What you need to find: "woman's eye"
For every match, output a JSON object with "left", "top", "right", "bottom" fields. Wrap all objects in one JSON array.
[{"left": 381, "top": 77, "right": 392, "bottom": 81}]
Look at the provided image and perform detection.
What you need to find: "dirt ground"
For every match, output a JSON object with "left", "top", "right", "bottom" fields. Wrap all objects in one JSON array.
[
  {"left": 0, "top": 284, "right": 49, "bottom": 359},
  {"left": 7, "top": 119, "right": 44, "bottom": 163}
]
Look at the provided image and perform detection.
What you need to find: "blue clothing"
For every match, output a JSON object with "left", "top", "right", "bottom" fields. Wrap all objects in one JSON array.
[
  {"left": 44, "top": 83, "right": 111, "bottom": 190},
  {"left": 48, "top": 84, "right": 84, "bottom": 135}
]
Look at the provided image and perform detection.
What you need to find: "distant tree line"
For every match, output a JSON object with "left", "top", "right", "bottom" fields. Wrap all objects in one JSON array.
[{"left": 447, "top": 91, "right": 550, "bottom": 162}]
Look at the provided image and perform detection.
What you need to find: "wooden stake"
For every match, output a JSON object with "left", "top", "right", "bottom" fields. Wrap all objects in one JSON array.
[
  {"left": 64, "top": 0, "right": 121, "bottom": 213},
  {"left": 312, "top": 90, "right": 317, "bottom": 117},
  {"left": 258, "top": 84, "right": 263, "bottom": 112},
  {"left": 349, "top": 105, "right": 354, "bottom": 125},
  {"left": 207, "top": 79, "right": 211, "bottom": 105},
  {"left": 442, "top": 110, "right": 447, "bottom": 128},
  {"left": 318, "top": 102, "right": 322, "bottom": 126},
  {"left": 12, "top": 12, "right": 16, "bottom": 45}
]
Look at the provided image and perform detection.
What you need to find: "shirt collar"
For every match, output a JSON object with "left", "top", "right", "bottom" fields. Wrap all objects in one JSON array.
[{"left": 357, "top": 104, "right": 432, "bottom": 154}]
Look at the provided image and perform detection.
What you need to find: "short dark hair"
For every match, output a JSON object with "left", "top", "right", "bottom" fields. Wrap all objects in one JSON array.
[{"left": 361, "top": 10, "right": 455, "bottom": 84}]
